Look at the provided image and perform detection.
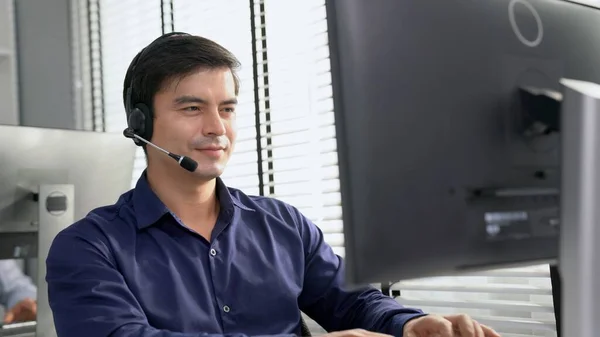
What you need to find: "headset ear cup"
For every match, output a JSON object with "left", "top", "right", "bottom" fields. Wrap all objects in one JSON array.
[
  {"left": 135, "top": 103, "right": 153, "bottom": 142},
  {"left": 127, "top": 108, "right": 146, "bottom": 146}
]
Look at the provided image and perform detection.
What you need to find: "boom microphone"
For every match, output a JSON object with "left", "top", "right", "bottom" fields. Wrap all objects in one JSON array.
[{"left": 123, "top": 128, "right": 198, "bottom": 172}]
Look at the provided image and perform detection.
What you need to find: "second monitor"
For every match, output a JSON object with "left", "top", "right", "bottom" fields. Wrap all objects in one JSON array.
[{"left": 326, "top": 0, "right": 600, "bottom": 284}]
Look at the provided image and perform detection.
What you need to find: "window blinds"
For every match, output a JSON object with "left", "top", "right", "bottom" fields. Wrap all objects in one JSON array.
[
  {"left": 68, "top": 0, "right": 89, "bottom": 130},
  {"left": 77, "top": 0, "right": 105, "bottom": 132},
  {"left": 99, "top": 0, "right": 163, "bottom": 186},
  {"left": 394, "top": 264, "right": 557, "bottom": 337},
  {"left": 259, "top": 0, "right": 344, "bottom": 257},
  {"left": 74, "top": 1, "right": 557, "bottom": 336},
  {"left": 255, "top": 2, "right": 338, "bottom": 333}
]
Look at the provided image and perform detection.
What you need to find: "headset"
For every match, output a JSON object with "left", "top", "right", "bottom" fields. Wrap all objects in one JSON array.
[{"left": 124, "top": 32, "right": 191, "bottom": 147}]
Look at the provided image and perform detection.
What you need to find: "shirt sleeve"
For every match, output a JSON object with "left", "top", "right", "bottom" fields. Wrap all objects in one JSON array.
[
  {"left": 45, "top": 223, "right": 296, "bottom": 337},
  {"left": 294, "top": 207, "right": 426, "bottom": 336},
  {"left": 0, "top": 259, "right": 37, "bottom": 310}
]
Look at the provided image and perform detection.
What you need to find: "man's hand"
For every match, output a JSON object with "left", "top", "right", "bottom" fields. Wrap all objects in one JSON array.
[
  {"left": 404, "top": 314, "right": 501, "bottom": 337},
  {"left": 3, "top": 298, "right": 37, "bottom": 324},
  {"left": 323, "top": 329, "right": 392, "bottom": 337}
]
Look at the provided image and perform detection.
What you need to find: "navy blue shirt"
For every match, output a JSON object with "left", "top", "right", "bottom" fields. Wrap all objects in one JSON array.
[{"left": 46, "top": 173, "right": 424, "bottom": 337}]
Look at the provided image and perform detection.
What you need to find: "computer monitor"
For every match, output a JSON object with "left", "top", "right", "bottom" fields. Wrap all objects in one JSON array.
[
  {"left": 326, "top": 0, "right": 600, "bottom": 284},
  {"left": 0, "top": 125, "right": 136, "bottom": 259},
  {"left": 0, "top": 125, "right": 136, "bottom": 336}
]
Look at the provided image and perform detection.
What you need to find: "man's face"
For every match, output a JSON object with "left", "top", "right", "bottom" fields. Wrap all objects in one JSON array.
[{"left": 150, "top": 67, "right": 238, "bottom": 180}]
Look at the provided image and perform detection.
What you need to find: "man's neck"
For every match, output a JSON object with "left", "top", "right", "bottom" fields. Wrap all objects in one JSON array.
[{"left": 146, "top": 163, "right": 220, "bottom": 236}]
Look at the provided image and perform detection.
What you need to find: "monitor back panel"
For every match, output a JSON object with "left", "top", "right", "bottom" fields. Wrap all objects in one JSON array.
[{"left": 326, "top": 0, "right": 600, "bottom": 283}]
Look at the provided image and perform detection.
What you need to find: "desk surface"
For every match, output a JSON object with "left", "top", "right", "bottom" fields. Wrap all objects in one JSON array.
[{"left": 0, "top": 321, "right": 36, "bottom": 337}]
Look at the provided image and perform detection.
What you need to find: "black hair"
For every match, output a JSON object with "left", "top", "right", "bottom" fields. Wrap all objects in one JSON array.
[{"left": 122, "top": 33, "right": 241, "bottom": 114}]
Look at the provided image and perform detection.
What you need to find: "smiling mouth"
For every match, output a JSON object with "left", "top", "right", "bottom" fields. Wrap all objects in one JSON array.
[
  {"left": 198, "top": 147, "right": 224, "bottom": 151},
  {"left": 196, "top": 148, "right": 225, "bottom": 157}
]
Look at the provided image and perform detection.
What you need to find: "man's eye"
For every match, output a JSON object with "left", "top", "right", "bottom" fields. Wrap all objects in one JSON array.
[
  {"left": 223, "top": 107, "right": 235, "bottom": 113},
  {"left": 183, "top": 106, "right": 200, "bottom": 111}
]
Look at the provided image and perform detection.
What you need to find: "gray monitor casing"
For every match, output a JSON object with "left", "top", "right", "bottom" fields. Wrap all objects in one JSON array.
[
  {"left": 0, "top": 125, "right": 136, "bottom": 259},
  {"left": 326, "top": 0, "right": 600, "bottom": 284},
  {"left": 0, "top": 125, "right": 136, "bottom": 336}
]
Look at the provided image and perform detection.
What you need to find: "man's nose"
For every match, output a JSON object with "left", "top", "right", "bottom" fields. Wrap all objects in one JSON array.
[{"left": 202, "top": 110, "right": 227, "bottom": 136}]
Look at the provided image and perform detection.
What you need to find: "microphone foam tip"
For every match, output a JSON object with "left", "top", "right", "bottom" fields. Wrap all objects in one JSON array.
[{"left": 180, "top": 156, "right": 198, "bottom": 172}]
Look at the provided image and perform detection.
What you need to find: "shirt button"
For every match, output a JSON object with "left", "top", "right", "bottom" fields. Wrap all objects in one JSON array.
[
  {"left": 210, "top": 248, "right": 217, "bottom": 256},
  {"left": 223, "top": 305, "right": 230, "bottom": 313}
]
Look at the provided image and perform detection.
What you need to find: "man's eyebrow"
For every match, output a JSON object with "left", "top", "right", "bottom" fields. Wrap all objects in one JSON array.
[
  {"left": 173, "top": 95, "right": 207, "bottom": 105},
  {"left": 173, "top": 96, "right": 238, "bottom": 106},
  {"left": 221, "top": 98, "right": 238, "bottom": 105}
]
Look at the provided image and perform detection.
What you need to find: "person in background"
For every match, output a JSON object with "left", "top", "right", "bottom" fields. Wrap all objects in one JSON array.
[
  {"left": 46, "top": 32, "right": 501, "bottom": 337},
  {"left": 0, "top": 259, "right": 37, "bottom": 324}
]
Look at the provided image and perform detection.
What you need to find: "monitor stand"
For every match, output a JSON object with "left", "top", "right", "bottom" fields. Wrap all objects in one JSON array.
[
  {"left": 36, "top": 184, "right": 74, "bottom": 337},
  {"left": 0, "top": 184, "right": 74, "bottom": 337},
  {"left": 559, "top": 78, "right": 600, "bottom": 337}
]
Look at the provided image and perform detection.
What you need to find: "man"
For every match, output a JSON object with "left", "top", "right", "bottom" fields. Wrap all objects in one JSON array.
[
  {"left": 0, "top": 260, "right": 37, "bottom": 324},
  {"left": 46, "top": 33, "right": 500, "bottom": 337}
]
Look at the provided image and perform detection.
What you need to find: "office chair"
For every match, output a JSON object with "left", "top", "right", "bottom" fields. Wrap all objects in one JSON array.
[{"left": 300, "top": 316, "right": 312, "bottom": 336}]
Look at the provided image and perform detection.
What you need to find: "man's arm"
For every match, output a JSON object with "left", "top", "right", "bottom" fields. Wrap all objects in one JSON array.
[
  {"left": 0, "top": 260, "right": 37, "bottom": 310},
  {"left": 294, "top": 207, "right": 426, "bottom": 335},
  {"left": 46, "top": 226, "right": 295, "bottom": 337}
]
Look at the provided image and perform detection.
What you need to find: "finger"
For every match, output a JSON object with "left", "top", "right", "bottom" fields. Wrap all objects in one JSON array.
[
  {"left": 13, "top": 301, "right": 36, "bottom": 322},
  {"left": 357, "top": 330, "right": 393, "bottom": 337},
  {"left": 473, "top": 320, "right": 484, "bottom": 337},
  {"left": 431, "top": 317, "right": 454, "bottom": 337},
  {"left": 23, "top": 301, "right": 37, "bottom": 315},
  {"left": 480, "top": 324, "right": 501, "bottom": 337},
  {"left": 21, "top": 309, "right": 36, "bottom": 321},
  {"left": 346, "top": 328, "right": 370, "bottom": 337},
  {"left": 333, "top": 329, "right": 392, "bottom": 337},
  {"left": 451, "top": 314, "right": 476, "bottom": 337},
  {"left": 3, "top": 311, "right": 14, "bottom": 324},
  {"left": 13, "top": 306, "right": 32, "bottom": 323}
]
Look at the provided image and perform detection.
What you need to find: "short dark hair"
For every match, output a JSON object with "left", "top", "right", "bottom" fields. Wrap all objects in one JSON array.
[{"left": 122, "top": 33, "right": 241, "bottom": 114}]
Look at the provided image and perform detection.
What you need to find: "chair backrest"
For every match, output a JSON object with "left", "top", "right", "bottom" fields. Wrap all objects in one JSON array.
[{"left": 300, "top": 316, "right": 312, "bottom": 336}]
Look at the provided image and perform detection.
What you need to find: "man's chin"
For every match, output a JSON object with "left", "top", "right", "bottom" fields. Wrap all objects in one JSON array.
[{"left": 187, "top": 164, "right": 225, "bottom": 180}]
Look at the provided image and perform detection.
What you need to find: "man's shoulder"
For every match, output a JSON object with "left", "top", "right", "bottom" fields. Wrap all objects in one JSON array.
[
  {"left": 227, "top": 186, "right": 300, "bottom": 218},
  {"left": 225, "top": 186, "right": 318, "bottom": 237}
]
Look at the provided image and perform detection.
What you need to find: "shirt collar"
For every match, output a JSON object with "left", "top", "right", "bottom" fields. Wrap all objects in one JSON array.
[{"left": 132, "top": 171, "right": 254, "bottom": 230}]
